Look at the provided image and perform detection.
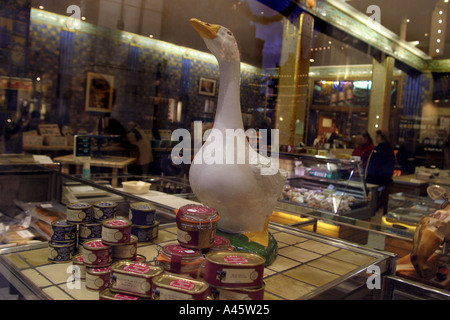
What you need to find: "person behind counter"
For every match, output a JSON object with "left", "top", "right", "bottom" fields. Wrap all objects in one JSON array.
[
  {"left": 126, "top": 122, "right": 153, "bottom": 175},
  {"left": 351, "top": 131, "right": 374, "bottom": 170},
  {"left": 366, "top": 130, "right": 395, "bottom": 214}
]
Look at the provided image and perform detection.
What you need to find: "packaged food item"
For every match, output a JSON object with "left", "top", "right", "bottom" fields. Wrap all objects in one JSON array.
[
  {"left": 101, "top": 217, "right": 132, "bottom": 245},
  {"left": 110, "top": 261, "right": 163, "bottom": 298},
  {"left": 111, "top": 235, "right": 138, "bottom": 260},
  {"left": 50, "top": 220, "right": 77, "bottom": 242},
  {"left": 156, "top": 244, "right": 204, "bottom": 278},
  {"left": 129, "top": 202, "right": 156, "bottom": 226},
  {"left": 72, "top": 254, "right": 86, "bottom": 280},
  {"left": 48, "top": 241, "right": 76, "bottom": 263},
  {"left": 176, "top": 204, "right": 219, "bottom": 250},
  {"left": 151, "top": 273, "right": 211, "bottom": 300},
  {"left": 99, "top": 288, "right": 148, "bottom": 300},
  {"left": 134, "top": 254, "right": 146, "bottom": 263},
  {"left": 79, "top": 222, "right": 102, "bottom": 241},
  {"left": 82, "top": 238, "right": 112, "bottom": 267},
  {"left": 208, "top": 235, "right": 234, "bottom": 252},
  {"left": 211, "top": 282, "right": 265, "bottom": 300},
  {"left": 66, "top": 202, "right": 93, "bottom": 224},
  {"left": 203, "top": 251, "right": 265, "bottom": 288},
  {"left": 86, "top": 266, "right": 110, "bottom": 291},
  {"left": 131, "top": 220, "right": 159, "bottom": 242},
  {"left": 93, "top": 201, "right": 117, "bottom": 221}
]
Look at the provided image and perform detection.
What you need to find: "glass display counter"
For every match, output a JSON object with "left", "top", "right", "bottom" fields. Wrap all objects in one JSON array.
[{"left": 1, "top": 164, "right": 450, "bottom": 300}]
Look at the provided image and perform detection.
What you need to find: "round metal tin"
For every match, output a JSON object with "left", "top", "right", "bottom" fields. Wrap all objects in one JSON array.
[
  {"left": 204, "top": 251, "right": 265, "bottom": 288},
  {"left": 48, "top": 241, "right": 76, "bottom": 263},
  {"left": 93, "top": 201, "right": 117, "bottom": 221},
  {"left": 208, "top": 235, "right": 234, "bottom": 252},
  {"left": 129, "top": 202, "right": 156, "bottom": 226},
  {"left": 82, "top": 238, "right": 112, "bottom": 267},
  {"left": 111, "top": 235, "right": 138, "bottom": 260},
  {"left": 131, "top": 220, "right": 159, "bottom": 242},
  {"left": 110, "top": 261, "right": 163, "bottom": 298},
  {"left": 86, "top": 266, "right": 111, "bottom": 291},
  {"left": 151, "top": 273, "right": 211, "bottom": 300},
  {"left": 79, "top": 222, "right": 102, "bottom": 240},
  {"left": 51, "top": 220, "right": 77, "bottom": 242},
  {"left": 72, "top": 254, "right": 86, "bottom": 280},
  {"left": 66, "top": 202, "right": 93, "bottom": 224},
  {"left": 101, "top": 217, "right": 132, "bottom": 245}
]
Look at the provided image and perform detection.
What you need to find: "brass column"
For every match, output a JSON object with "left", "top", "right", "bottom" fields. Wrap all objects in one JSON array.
[
  {"left": 368, "top": 55, "right": 395, "bottom": 140},
  {"left": 275, "top": 12, "right": 314, "bottom": 146}
]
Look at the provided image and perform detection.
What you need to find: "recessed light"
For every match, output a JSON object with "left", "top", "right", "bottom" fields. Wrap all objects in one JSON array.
[
  {"left": 439, "top": 19, "right": 443, "bottom": 24},
  {"left": 38, "top": 5, "right": 44, "bottom": 9},
  {"left": 437, "top": 39, "right": 441, "bottom": 43},
  {"left": 406, "top": 18, "right": 410, "bottom": 23},
  {"left": 438, "top": 29, "right": 442, "bottom": 33},
  {"left": 436, "top": 49, "right": 441, "bottom": 53}
]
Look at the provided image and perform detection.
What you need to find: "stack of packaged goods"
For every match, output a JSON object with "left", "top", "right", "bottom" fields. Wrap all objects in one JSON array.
[
  {"left": 129, "top": 202, "right": 160, "bottom": 242},
  {"left": 152, "top": 204, "right": 266, "bottom": 300}
]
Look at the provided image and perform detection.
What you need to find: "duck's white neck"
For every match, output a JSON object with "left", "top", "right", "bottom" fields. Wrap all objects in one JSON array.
[{"left": 214, "top": 59, "right": 243, "bottom": 131}]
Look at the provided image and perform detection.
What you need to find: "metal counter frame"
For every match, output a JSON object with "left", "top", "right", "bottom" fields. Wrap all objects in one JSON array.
[{"left": 0, "top": 220, "right": 397, "bottom": 300}]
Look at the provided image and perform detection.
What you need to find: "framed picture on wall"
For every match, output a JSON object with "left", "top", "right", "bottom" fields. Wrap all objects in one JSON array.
[
  {"left": 85, "top": 72, "right": 115, "bottom": 113},
  {"left": 198, "top": 77, "right": 216, "bottom": 96}
]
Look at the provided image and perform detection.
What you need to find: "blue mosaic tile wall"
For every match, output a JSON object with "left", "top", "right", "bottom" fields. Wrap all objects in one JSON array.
[{"left": 25, "top": 9, "right": 264, "bottom": 134}]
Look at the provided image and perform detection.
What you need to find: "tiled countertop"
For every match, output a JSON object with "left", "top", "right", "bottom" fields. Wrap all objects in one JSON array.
[{"left": 0, "top": 222, "right": 395, "bottom": 300}]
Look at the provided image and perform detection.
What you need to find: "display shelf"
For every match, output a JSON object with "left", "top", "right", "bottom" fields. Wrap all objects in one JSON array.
[{"left": 0, "top": 222, "right": 396, "bottom": 300}]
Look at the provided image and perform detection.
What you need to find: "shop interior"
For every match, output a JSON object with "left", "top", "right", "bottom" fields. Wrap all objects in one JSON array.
[{"left": 0, "top": 0, "right": 450, "bottom": 300}]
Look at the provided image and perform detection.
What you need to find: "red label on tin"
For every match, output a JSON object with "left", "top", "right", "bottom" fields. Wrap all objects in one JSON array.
[
  {"left": 75, "top": 256, "right": 84, "bottom": 262},
  {"left": 86, "top": 240, "right": 108, "bottom": 248},
  {"left": 90, "top": 267, "right": 110, "bottom": 273},
  {"left": 113, "top": 293, "right": 139, "bottom": 300},
  {"left": 167, "top": 244, "right": 198, "bottom": 255},
  {"left": 223, "top": 255, "right": 249, "bottom": 264},
  {"left": 123, "top": 263, "right": 150, "bottom": 274},
  {"left": 213, "top": 235, "right": 230, "bottom": 246},
  {"left": 169, "top": 279, "right": 195, "bottom": 291},
  {"left": 106, "top": 219, "right": 129, "bottom": 227}
]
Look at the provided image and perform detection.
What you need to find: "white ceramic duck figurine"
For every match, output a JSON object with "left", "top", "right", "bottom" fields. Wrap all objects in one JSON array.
[{"left": 189, "top": 18, "right": 287, "bottom": 247}]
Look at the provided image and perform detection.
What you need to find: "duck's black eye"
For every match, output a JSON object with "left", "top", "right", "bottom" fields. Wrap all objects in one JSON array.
[{"left": 227, "top": 31, "right": 232, "bottom": 36}]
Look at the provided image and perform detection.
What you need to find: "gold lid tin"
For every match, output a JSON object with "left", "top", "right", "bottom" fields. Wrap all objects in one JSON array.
[
  {"left": 203, "top": 251, "right": 265, "bottom": 288},
  {"left": 110, "top": 261, "right": 163, "bottom": 298},
  {"left": 151, "top": 273, "right": 211, "bottom": 300}
]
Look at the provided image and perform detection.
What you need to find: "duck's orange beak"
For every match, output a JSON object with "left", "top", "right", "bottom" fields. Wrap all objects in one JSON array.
[{"left": 190, "top": 18, "right": 220, "bottom": 40}]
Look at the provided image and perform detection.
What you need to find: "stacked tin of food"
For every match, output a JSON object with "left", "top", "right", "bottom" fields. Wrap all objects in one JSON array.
[
  {"left": 48, "top": 201, "right": 94, "bottom": 264},
  {"left": 129, "top": 202, "right": 160, "bottom": 242},
  {"left": 153, "top": 203, "right": 266, "bottom": 300}
]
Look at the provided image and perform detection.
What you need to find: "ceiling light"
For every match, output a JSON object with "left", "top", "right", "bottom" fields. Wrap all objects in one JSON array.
[
  {"left": 81, "top": 17, "right": 86, "bottom": 21},
  {"left": 439, "top": 10, "right": 444, "bottom": 15},
  {"left": 436, "top": 49, "right": 441, "bottom": 53},
  {"left": 38, "top": 5, "right": 44, "bottom": 9},
  {"left": 406, "top": 18, "right": 410, "bottom": 23},
  {"left": 439, "top": 19, "right": 443, "bottom": 24},
  {"left": 438, "top": 29, "right": 442, "bottom": 33},
  {"left": 437, "top": 39, "right": 441, "bottom": 43},
  {"left": 310, "top": 59, "right": 315, "bottom": 62},
  {"left": 425, "top": 33, "right": 429, "bottom": 37}
]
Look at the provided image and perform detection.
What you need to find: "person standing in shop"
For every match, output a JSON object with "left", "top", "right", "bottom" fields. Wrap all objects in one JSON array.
[
  {"left": 351, "top": 131, "right": 374, "bottom": 170},
  {"left": 126, "top": 122, "right": 153, "bottom": 175},
  {"left": 366, "top": 130, "right": 396, "bottom": 214}
]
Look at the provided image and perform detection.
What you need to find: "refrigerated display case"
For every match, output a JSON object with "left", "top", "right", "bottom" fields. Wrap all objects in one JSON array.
[{"left": 278, "top": 153, "right": 375, "bottom": 220}]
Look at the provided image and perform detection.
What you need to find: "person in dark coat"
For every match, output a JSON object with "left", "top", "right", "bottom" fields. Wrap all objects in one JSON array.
[
  {"left": 366, "top": 130, "right": 395, "bottom": 214},
  {"left": 366, "top": 130, "right": 395, "bottom": 186}
]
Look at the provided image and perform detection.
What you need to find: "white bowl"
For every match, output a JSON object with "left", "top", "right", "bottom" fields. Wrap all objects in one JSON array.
[{"left": 122, "top": 181, "right": 151, "bottom": 194}]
